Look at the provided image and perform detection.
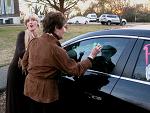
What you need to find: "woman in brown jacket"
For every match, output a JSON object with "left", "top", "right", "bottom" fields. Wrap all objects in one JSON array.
[{"left": 22, "top": 11, "right": 102, "bottom": 113}]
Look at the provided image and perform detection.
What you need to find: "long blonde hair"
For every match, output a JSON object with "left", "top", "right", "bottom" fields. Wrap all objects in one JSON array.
[{"left": 24, "top": 14, "right": 41, "bottom": 50}]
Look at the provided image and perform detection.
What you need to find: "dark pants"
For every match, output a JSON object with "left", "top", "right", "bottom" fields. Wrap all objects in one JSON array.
[{"left": 27, "top": 97, "right": 64, "bottom": 113}]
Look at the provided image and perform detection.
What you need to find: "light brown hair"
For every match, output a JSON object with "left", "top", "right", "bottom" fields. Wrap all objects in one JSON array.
[{"left": 42, "top": 11, "right": 66, "bottom": 33}]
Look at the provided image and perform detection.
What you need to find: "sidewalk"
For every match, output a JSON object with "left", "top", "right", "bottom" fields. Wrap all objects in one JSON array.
[{"left": 0, "top": 66, "right": 8, "bottom": 92}]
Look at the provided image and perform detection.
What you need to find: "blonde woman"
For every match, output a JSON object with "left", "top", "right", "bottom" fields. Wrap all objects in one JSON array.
[{"left": 5, "top": 14, "right": 40, "bottom": 113}]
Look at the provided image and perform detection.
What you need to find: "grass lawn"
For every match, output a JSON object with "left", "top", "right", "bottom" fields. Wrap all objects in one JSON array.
[{"left": 0, "top": 24, "right": 123, "bottom": 67}]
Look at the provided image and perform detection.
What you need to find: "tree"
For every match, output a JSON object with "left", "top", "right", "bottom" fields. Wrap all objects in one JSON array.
[
  {"left": 96, "top": 0, "right": 109, "bottom": 14},
  {"left": 107, "top": 0, "right": 129, "bottom": 16},
  {"left": 14, "top": 0, "right": 20, "bottom": 16},
  {"left": 24, "top": 0, "right": 85, "bottom": 15},
  {"left": 83, "top": 2, "right": 98, "bottom": 16}
]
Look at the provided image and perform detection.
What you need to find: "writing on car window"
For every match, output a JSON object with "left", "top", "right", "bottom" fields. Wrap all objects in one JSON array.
[{"left": 143, "top": 44, "right": 150, "bottom": 81}]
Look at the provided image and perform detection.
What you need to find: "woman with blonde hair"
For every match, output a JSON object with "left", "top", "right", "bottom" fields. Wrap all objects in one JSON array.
[{"left": 5, "top": 13, "right": 40, "bottom": 113}]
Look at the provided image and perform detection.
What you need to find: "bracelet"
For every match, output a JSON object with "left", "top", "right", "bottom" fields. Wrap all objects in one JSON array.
[{"left": 87, "top": 57, "right": 93, "bottom": 62}]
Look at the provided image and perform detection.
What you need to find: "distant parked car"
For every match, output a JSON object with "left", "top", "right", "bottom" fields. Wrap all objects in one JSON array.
[
  {"left": 99, "top": 14, "right": 127, "bottom": 25},
  {"left": 86, "top": 13, "right": 98, "bottom": 22},
  {"left": 67, "top": 16, "right": 89, "bottom": 24}
]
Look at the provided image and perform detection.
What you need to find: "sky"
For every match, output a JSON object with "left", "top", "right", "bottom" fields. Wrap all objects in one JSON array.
[
  {"left": 19, "top": 0, "right": 149, "bottom": 15},
  {"left": 131, "top": 0, "right": 149, "bottom": 4},
  {"left": 19, "top": 0, "right": 29, "bottom": 14}
]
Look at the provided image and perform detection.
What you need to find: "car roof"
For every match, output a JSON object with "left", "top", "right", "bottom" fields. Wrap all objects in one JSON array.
[
  {"left": 62, "top": 25, "right": 150, "bottom": 46},
  {"left": 87, "top": 13, "right": 97, "bottom": 15},
  {"left": 72, "top": 16, "right": 85, "bottom": 18},
  {"left": 101, "top": 14, "right": 117, "bottom": 16}
]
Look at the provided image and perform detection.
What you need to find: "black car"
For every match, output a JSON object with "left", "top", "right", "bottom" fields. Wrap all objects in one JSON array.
[{"left": 58, "top": 25, "right": 150, "bottom": 113}]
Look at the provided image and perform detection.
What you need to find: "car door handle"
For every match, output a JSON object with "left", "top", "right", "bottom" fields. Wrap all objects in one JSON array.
[
  {"left": 89, "top": 95, "right": 102, "bottom": 101},
  {"left": 85, "top": 92, "right": 102, "bottom": 101}
]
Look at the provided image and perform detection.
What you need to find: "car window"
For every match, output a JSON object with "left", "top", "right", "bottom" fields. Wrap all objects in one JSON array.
[
  {"left": 107, "top": 15, "right": 116, "bottom": 18},
  {"left": 113, "top": 15, "right": 117, "bottom": 18},
  {"left": 102, "top": 15, "right": 106, "bottom": 17},
  {"left": 107, "top": 15, "right": 112, "bottom": 18},
  {"left": 65, "top": 37, "right": 129, "bottom": 74},
  {"left": 133, "top": 41, "right": 150, "bottom": 82},
  {"left": 91, "top": 15, "right": 95, "bottom": 17}
]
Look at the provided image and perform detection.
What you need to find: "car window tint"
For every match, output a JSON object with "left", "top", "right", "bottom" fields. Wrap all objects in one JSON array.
[
  {"left": 107, "top": 15, "right": 111, "bottom": 18},
  {"left": 133, "top": 41, "right": 150, "bottom": 82},
  {"left": 65, "top": 38, "right": 128, "bottom": 74}
]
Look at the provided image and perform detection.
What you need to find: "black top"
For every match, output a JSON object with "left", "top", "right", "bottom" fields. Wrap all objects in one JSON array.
[{"left": 5, "top": 31, "right": 29, "bottom": 113}]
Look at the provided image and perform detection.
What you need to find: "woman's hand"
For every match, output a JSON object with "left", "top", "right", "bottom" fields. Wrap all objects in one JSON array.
[{"left": 88, "top": 45, "right": 102, "bottom": 59}]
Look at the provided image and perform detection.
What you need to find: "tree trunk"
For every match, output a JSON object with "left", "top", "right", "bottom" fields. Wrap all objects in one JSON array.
[{"left": 14, "top": 0, "right": 19, "bottom": 16}]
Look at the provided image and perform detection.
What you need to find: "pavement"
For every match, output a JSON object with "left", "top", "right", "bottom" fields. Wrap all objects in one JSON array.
[{"left": 0, "top": 65, "right": 8, "bottom": 93}]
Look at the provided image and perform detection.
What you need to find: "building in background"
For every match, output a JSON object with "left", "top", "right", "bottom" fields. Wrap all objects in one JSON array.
[{"left": 0, "top": 0, "right": 20, "bottom": 24}]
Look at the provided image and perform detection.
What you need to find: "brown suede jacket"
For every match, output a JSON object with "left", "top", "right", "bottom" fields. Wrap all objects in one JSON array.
[{"left": 22, "top": 33, "right": 92, "bottom": 103}]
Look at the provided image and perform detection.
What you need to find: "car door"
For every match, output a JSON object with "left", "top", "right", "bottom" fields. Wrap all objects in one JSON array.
[
  {"left": 113, "top": 15, "right": 120, "bottom": 24},
  {"left": 62, "top": 35, "right": 137, "bottom": 112},
  {"left": 111, "top": 38, "right": 150, "bottom": 113}
]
